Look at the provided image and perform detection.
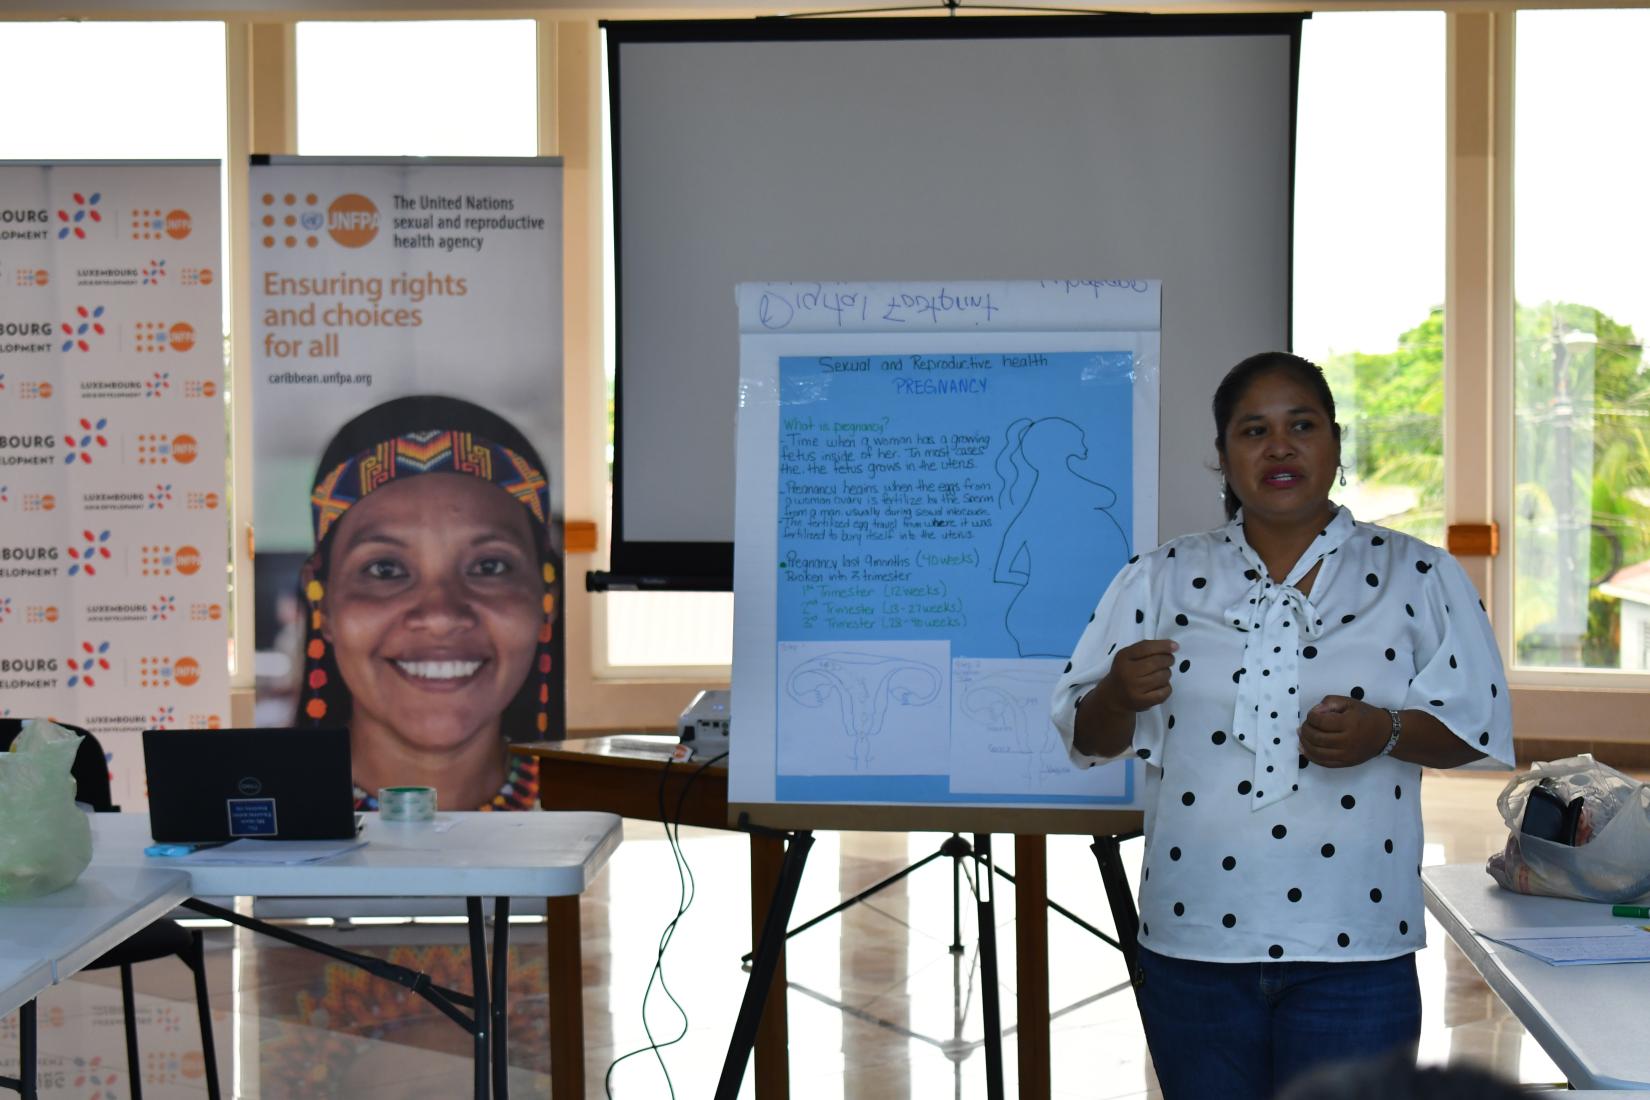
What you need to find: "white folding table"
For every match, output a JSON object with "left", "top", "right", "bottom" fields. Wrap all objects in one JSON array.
[
  {"left": 86, "top": 811, "right": 620, "bottom": 1100},
  {"left": 1, "top": 865, "right": 193, "bottom": 1099},
  {"left": 1423, "top": 862, "right": 1650, "bottom": 1090}
]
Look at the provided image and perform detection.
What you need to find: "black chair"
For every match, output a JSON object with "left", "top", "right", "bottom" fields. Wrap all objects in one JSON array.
[{"left": 0, "top": 720, "right": 221, "bottom": 1100}]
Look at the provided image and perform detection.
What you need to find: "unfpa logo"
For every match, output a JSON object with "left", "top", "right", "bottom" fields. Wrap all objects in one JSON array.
[
  {"left": 139, "top": 545, "right": 174, "bottom": 576},
  {"left": 186, "top": 490, "right": 219, "bottom": 511},
  {"left": 67, "top": 529, "right": 112, "bottom": 576},
  {"left": 136, "top": 432, "right": 197, "bottom": 465},
  {"left": 61, "top": 305, "right": 106, "bottom": 352},
  {"left": 139, "top": 655, "right": 199, "bottom": 688},
  {"left": 189, "top": 601, "right": 223, "bottom": 622},
  {"left": 257, "top": 191, "right": 376, "bottom": 248},
  {"left": 131, "top": 208, "right": 191, "bottom": 241},
  {"left": 327, "top": 194, "right": 379, "bottom": 247},
  {"left": 25, "top": 605, "right": 58, "bottom": 625},
  {"left": 184, "top": 378, "right": 218, "bottom": 399},
  {"left": 148, "top": 1047, "right": 209, "bottom": 1084},
  {"left": 64, "top": 417, "right": 109, "bottom": 465},
  {"left": 15, "top": 268, "right": 48, "bottom": 287},
  {"left": 181, "top": 267, "right": 213, "bottom": 287},
  {"left": 132, "top": 321, "right": 195, "bottom": 354},
  {"left": 23, "top": 493, "right": 56, "bottom": 512},
  {"left": 140, "top": 540, "right": 198, "bottom": 577},
  {"left": 140, "top": 544, "right": 199, "bottom": 577},
  {"left": 189, "top": 713, "right": 223, "bottom": 730},
  {"left": 257, "top": 191, "right": 391, "bottom": 248},
  {"left": 67, "top": 640, "right": 111, "bottom": 688},
  {"left": 261, "top": 191, "right": 321, "bottom": 249},
  {"left": 20, "top": 381, "right": 53, "bottom": 400},
  {"left": 56, "top": 192, "right": 101, "bottom": 240}
]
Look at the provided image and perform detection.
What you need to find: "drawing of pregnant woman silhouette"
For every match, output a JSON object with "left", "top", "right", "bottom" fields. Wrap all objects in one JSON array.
[{"left": 993, "top": 416, "right": 1130, "bottom": 657}]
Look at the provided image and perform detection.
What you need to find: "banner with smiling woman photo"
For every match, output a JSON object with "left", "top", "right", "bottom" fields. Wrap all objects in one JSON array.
[{"left": 250, "top": 157, "right": 563, "bottom": 813}]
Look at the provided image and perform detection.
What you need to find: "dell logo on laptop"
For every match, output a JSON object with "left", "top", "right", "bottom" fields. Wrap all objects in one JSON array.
[{"left": 237, "top": 776, "right": 263, "bottom": 796}]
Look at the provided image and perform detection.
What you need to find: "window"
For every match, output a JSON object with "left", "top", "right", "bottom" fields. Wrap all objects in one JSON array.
[
  {"left": 0, "top": 23, "right": 226, "bottom": 160},
  {"left": 1294, "top": 12, "right": 1447, "bottom": 547},
  {"left": 1513, "top": 10, "right": 1650, "bottom": 671},
  {"left": 296, "top": 22, "right": 537, "bottom": 156}
]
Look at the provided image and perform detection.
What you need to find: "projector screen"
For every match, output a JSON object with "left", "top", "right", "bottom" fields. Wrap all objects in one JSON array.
[{"left": 605, "top": 14, "right": 1302, "bottom": 587}]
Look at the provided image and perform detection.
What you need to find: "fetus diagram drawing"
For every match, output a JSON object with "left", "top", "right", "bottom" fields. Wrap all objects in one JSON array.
[
  {"left": 949, "top": 658, "right": 1111, "bottom": 794},
  {"left": 778, "top": 641, "right": 949, "bottom": 775},
  {"left": 993, "top": 417, "right": 1130, "bottom": 658}
]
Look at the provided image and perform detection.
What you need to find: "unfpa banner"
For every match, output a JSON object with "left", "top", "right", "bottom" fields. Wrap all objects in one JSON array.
[
  {"left": 250, "top": 157, "right": 563, "bottom": 814},
  {"left": 0, "top": 162, "right": 229, "bottom": 808}
]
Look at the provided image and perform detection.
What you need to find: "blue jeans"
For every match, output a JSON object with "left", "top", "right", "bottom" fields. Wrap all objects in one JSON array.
[{"left": 1136, "top": 948, "right": 1421, "bottom": 1100}]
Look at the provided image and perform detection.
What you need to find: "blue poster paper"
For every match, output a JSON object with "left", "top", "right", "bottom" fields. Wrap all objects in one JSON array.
[{"left": 773, "top": 350, "right": 1137, "bottom": 803}]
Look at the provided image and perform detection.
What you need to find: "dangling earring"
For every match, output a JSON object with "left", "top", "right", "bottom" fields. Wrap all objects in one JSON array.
[
  {"left": 303, "top": 577, "right": 329, "bottom": 721},
  {"left": 535, "top": 559, "right": 558, "bottom": 735},
  {"left": 1338, "top": 467, "right": 1348, "bottom": 487}
]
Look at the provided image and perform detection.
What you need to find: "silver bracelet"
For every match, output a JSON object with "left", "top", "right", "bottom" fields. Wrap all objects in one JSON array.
[{"left": 1380, "top": 707, "right": 1403, "bottom": 757}]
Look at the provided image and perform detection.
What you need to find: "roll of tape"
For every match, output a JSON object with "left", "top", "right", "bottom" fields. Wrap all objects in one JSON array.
[{"left": 378, "top": 785, "right": 437, "bottom": 823}]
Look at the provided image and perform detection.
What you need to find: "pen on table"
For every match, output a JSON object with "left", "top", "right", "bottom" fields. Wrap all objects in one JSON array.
[
  {"left": 144, "top": 843, "right": 200, "bottom": 857},
  {"left": 1610, "top": 904, "right": 1650, "bottom": 919}
]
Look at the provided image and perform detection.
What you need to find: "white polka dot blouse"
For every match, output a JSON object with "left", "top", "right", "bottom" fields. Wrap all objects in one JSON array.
[{"left": 1051, "top": 506, "right": 1513, "bottom": 963}]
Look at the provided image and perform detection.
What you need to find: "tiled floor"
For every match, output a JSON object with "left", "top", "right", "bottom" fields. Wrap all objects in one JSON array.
[{"left": 2, "top": 768, "right": 1575, "bottom": 1098}]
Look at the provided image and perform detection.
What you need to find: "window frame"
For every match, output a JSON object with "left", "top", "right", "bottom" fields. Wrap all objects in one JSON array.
[
  {"left": 1474, "top": 11, "right": 1650, "bottom": 697},
  {"left": 18, "top": 4, "right": 1646, "bottom": 736}
]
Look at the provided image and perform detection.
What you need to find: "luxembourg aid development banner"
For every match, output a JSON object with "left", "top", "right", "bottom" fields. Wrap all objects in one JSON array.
[
  {"left": 249, "top": 158, "right": 564, "bottom": 748},
  {"left": 0, "top": 162, "right": 229, "bottom": 807}
]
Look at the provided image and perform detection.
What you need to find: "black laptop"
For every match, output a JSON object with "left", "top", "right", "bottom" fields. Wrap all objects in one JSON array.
[{"left": 143, "top": 727, "right": 358, "bottom": 843}]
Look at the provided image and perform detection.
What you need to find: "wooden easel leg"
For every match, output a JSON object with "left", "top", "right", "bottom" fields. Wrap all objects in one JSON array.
[
  {"left": 546, "top": 895, "right": 584, "bottom": 1100},
  {"left": 1014, "top": 834, "right": 1051, "bottom": 1100},
  {"left": 751, "top": 832, "right": 791, "bottom": 1100}
]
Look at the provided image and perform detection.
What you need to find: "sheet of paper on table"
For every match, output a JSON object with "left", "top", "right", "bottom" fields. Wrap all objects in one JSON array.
[
  {"left": 183, "top": 838, "right": 368, "bottom": 865},
  {"left": 1480, "top": 924, "right": 1650, "bottom": 966}
]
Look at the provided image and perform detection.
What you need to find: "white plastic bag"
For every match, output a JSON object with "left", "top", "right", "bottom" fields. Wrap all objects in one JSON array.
[
  {"left": 1486, "top": 754, "right": 1650, "bottom": 903},
  {"left": 0, "top": 718, "right": 93, "bottom": 900}
]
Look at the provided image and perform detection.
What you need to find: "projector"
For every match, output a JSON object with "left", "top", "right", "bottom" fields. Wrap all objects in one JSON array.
[{"left": 677, "top": 689, "right": 731, "bottom": 756}]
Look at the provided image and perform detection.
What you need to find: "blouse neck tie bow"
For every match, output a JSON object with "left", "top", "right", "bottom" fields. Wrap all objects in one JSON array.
[{"left": 1221, "top": 508, "right": 1354, "bottom": 811}]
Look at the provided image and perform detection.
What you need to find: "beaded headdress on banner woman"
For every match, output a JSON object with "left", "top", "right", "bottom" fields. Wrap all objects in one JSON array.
[{"left": 295, "top": 395, "right": 560, "bottom": 745}]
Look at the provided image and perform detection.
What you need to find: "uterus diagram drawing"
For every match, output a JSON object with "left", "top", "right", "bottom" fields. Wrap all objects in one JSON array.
[
  {"left": 992, "top": 417, "right": 1129, "bottom": 658},
  {"left": 781, "top": 645, "right": 945, "bottom": 772}
]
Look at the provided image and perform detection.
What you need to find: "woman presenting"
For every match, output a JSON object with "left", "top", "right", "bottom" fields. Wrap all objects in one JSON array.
[
  {"left": 1051, "top": 352, "right": 1512, "bottom": 1099},
  {"left": 295, "top": 395, "right": 558, "bottom": 812}
]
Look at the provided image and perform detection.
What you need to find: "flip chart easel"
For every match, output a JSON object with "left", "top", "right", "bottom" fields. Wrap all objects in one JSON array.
[
  {"left": 721, "top": 281, "right": 1162, "bottom": 1099},
  {"left": 732, "top": 279, "right": 1160, "bottom": 815}
]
